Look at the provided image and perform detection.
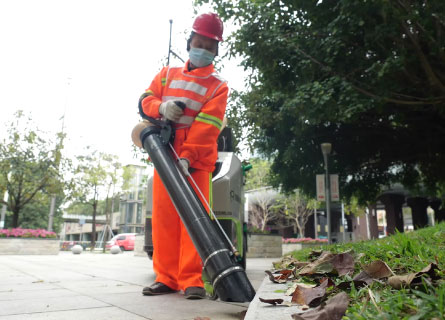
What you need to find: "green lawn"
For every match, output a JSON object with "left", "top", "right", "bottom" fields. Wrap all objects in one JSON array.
[{"left": 282, "top": 222, "right": 445, "bottom": 319}]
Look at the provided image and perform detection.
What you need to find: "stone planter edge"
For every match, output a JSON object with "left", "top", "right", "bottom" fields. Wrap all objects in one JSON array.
[
  {"left": 0, "top": 237, "right": 60, "bottom": 255},
  {"left": 282, "top": 242, "right": 326, "bottom": 255}
]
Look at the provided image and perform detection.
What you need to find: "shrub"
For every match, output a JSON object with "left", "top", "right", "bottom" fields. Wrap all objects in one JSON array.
[
  {"left": 282, "top": 237, "right": 328, "bottom": 244},
  {"left": 247, "top": 225, "right": 272, "bottom": 234},
  {"left": 0, "top": 228, "right": 57, "bottom": 239}
]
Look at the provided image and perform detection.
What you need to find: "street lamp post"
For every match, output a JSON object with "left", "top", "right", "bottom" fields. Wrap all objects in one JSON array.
[{"left": 321, "top": 143, "right": 332, "bottom": 244}]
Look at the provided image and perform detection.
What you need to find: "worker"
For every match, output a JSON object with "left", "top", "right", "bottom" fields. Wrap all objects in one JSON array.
[{"left": 138, "top": 13, "right": 227, "bottom": 300}]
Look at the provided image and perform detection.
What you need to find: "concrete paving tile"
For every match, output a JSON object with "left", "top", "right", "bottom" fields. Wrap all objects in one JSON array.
[
  {"left": 109, "top": 293, "right": 247, "bottom": 320},
  {"left": 0, "top": 282, "right": 60, "bottom": 293},
  {"left": 67, "top": 283, "right": 143, "bottom": 295},
  {"left": 0, "top": 288, "right": 79, "bottom": 301},
  {"left": 0, "top": 306, "right": 148, "bottom": 320},
  {"left": 57, "top": 279, "right": 133, "bottom": 289},
  {"left": 0, "top": 295, "right": 110, "bottom": 316},
  {"left": 0, "top": 276, "right": 40, "bottom": 286},
  {"left": 244, "top": 277, "right": 305, "bottom": 320},
  {"left": 0, "top": 253, "right": 276, "bottom": 320}
]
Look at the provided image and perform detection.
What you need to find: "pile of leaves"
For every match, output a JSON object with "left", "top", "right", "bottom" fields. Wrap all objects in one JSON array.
[
  {"left": 260, "top": 223, "right": 445, "bottom": 319},
  {"left": 0, "top": 228, "right": 57, "bottom": 239}
]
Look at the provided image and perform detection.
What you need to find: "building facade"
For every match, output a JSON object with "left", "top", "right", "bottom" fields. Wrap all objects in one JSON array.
[{"left": 118, "top": 164, "right": 151, "bottom": 234}]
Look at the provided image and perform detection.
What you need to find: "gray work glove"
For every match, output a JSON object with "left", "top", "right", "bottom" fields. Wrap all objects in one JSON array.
[
  {"left": 178, "top": 158, "right": 190, "bottom": 176},
  {"left": 159, "top": 100, "right": 184, "bottom": 122}
]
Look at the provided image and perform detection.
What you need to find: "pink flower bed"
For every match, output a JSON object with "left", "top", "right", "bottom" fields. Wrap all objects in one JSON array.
[
  {"left": 282, "top": 237, "right": 328, "bottom": 244},
  {"left": 0, "top": 228, "right": 57, "bottom": 239}
]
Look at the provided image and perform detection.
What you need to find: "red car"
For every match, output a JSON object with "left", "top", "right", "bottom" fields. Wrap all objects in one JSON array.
[{"left": 106, "top": 233, "right": 136, "bottom": 251}]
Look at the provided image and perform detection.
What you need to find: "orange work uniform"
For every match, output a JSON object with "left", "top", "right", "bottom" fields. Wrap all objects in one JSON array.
[{"left": 139, "top": 61, "right": 228, "bottom": 291}]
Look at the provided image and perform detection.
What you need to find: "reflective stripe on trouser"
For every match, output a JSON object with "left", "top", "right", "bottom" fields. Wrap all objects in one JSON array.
[{"left": 152, "top": 168, "right": 211, "bottom": 291}]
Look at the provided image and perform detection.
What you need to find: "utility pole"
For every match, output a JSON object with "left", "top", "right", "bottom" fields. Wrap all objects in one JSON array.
[
  {"left": 47, "top": 196, "right": 56, "bottom": 232},
  {"left": 313, "top": 207, "right": 318, "bottom": 238},
  {"left": 48, "top": 77, "right": 70, "bottom": 231},
  {"left": 341, "top": 202, "right": 346, "bottom": 242},
  {"left": 321, "top": 143, "right": 332, "bottom": 244}
]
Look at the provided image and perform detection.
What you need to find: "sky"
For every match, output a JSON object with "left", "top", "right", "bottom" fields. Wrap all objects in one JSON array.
[{"left": 0, "top": 0, "right": 246, "bottom": 166}]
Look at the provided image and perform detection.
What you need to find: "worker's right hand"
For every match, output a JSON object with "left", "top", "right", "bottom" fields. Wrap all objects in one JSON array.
[{"left": 159, "top": 100, "right": 184, "bottom": 122}]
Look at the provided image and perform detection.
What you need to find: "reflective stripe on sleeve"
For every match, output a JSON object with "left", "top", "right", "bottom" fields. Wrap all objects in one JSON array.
[
  {"left": 162, "top": 96, "right": 203, "bottom": 112},
  {"left": 195, "top": 112, "right": 223, "bottom": 130},
  {"left": 169, "top": 80, "right": 208, "bottom": 96},
  {"left": 139, "top": 90, "right": 153, "bottom": 102},
  {"left": 161, "top": 78, "right": 167, "bottom": 86}
]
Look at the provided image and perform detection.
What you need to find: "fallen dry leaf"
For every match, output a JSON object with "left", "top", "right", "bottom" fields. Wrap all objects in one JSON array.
[
  {"left": 319, "top": 278, "right": 335, "bottom": 288},
  {"left": 291, "top": 278, "right": 329, "bottom": 307},
  {"left": 291, "top": 292, "right": 349, "bottom": 320},
  {"left": 387, "top": 263, "right": 441, "bottom": 289},
  {"left": 387, "top": 274, "right": 417, "bottom": 289},
  {"left": 278, "top": 256, "right": 310, "bottom": 269},
  {"left": 276, "top": 269, "right": 294, "bottom": 281},
  {"left": 299, "top": 252, "right": 335, "bottom": 276},
  {"left": 308, "top": 250, "right": 324, "bottom": 261},
  {"left": 352, "top": 270, "right": 375, "bottom": 285},
  {"left": 265, "top": 270, "right": 288, "bottom": 283},
  {"left": 344, "top": 260, "right": 394, "bottom": 288},
  {"left": 362, "top": 260, "right": 394, "bottom": 279},
  {"left": 286, "top": 282, "right": 317, "bottom": 296},
  {"left": 331, "top": 252, "right": 355, "bottom": 276},
  {"left": 259, "top": 297, "right": 284, "bottom": 305},
  {"left": 419, "top": 263, "right": 440, "bottom": 280},
  {"left": 337, "top": 279, "right": 368, "bottom": 290}
]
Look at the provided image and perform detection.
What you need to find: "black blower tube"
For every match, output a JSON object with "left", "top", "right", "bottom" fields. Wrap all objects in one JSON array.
[{"left": 140, "top": 125, "right": 256, "bottom": 302}]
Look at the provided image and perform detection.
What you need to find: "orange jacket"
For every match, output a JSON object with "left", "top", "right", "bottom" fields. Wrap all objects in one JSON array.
[{"left": 140, "top": 61, "right": 228, "bottom": 172}]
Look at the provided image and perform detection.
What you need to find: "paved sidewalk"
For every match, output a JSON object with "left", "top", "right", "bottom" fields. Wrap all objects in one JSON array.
[{"left": 0, "top": 252, "right": 275, "bottom": 320}]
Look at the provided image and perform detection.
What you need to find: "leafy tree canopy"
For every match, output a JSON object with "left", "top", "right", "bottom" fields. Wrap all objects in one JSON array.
[
  {"left": 18, "top": 192, "right": 65, "bottom": 233},
  {"left": 244, "top": 157, "right": 272, "bottom": 191},
  {"left": 197, "top": 0, "right": 445, "bottom": 204},
  {"left": 0, "top": 111, "right": 71, "bottom": 227}
]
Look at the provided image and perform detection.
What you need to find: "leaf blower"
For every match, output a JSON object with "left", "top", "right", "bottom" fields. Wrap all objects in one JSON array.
[{"left": 131, "top": 115, "right": 256, "bottom": 302}]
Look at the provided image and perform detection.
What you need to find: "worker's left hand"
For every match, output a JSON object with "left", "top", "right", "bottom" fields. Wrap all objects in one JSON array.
[{"left": 178, "top": 158, "right": 190, "bottom": 176}]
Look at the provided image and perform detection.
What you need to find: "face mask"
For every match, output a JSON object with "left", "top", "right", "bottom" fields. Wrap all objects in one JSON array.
[{"left": 189, "top": 47, "right": 215, "bottom": 68}]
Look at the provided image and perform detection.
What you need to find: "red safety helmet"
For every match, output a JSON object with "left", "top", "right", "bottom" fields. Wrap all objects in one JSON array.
[{"left": 192, "top": 13, "right": 224, "bottom": 42}]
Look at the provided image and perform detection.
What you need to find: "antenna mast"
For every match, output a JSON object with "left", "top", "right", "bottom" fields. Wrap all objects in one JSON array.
[{"left": 167, "top": 19, "right": 173, "bottom": 65}]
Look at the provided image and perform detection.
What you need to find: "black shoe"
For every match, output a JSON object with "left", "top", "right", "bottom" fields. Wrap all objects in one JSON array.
[
  {"left": 184, "top": 286, "right": 206, "bottom": 300},
  {"left": 142, "top": 282, "right": 176, "bottom": 296}
]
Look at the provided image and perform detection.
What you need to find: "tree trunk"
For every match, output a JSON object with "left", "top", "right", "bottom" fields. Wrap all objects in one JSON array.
[
  {"left": 91, "top": 201, "right": 97, "bottom": 250},
  {"left": 299, "top": 225, "right": 305, "bottom": 238},
  {"left": 293, "top": 223, "right": 298, "bottom": 235},
  {"left": 12, "top": 209, "right": 19, "bottom": 228},
  {"left": 102, "top": 196, "right": 110, "bottom": 253}
]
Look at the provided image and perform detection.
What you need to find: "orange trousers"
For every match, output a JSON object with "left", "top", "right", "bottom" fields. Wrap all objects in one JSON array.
[{"left": 152, "top": 168, "right": 211, "bottom": 291}]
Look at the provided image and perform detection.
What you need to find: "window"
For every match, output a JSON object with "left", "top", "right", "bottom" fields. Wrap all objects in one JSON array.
[
  {"left": 126, "top": 203, "right": 134, "bottom": 224},
  {"left": 136, "top": 203, "right": 143, "bottom": 223},
  {"left": 135, "top": 227, "right": 144, "bottom": 234},
  {"left": 120, "top": 204, "right": 126, "bottom": 224}
]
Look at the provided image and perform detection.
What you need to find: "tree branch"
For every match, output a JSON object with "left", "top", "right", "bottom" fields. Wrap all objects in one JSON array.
[
  {"left": 293, "top": 46, "right": 445, "bottom": 105},
  {"left": 400, "top": 20, "right": 445, "bottom": 92}
]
